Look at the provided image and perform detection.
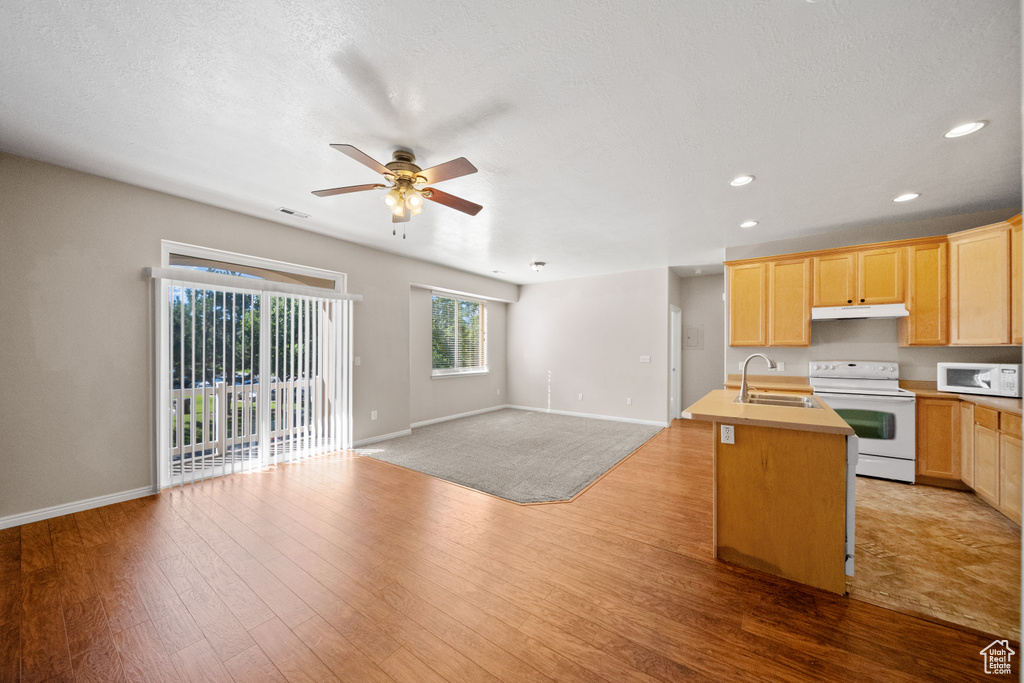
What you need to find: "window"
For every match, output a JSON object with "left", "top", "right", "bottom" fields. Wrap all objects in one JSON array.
[{"left": 432, "top": 295, "right": 486, "bottom": 376}]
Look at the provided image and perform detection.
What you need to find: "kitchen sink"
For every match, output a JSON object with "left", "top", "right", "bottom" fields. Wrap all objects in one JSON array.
[{"left": 733, "top": 393, "right": 823, "bottom": 409}]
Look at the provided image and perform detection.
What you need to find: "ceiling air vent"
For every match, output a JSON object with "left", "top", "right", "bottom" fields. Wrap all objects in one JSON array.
[{"left": 276, "top": 207, "right": 310, "bottom": 218}]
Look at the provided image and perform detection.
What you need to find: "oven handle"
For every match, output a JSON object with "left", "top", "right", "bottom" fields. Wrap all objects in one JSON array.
[{"left": 814, "top": 393, "right": 917, "bottom": 403}]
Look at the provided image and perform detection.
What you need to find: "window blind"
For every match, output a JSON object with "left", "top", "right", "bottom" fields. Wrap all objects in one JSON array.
[{"left": 432, "top": 294, "right": 486, "bottom": 375}]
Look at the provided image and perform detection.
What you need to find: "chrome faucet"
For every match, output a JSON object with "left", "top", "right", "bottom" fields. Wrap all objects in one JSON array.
[{"left": 738, "top": 353, "right": 778, "bottom": 403}]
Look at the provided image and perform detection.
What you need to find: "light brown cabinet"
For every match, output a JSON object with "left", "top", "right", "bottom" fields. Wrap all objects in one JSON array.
[
  {"left": 949, "top": 222, "right": 1012, "bottom": 345},
  {"left": 897, "top": 240, "right": 948, "bottom": 346},
  {"left": 915, "top": 396, "right": 961, "bottom": 483},
  {"left": 959, "top": 403, "right": 1022, "bottom": 525},
  {"left": 1013, "top": 221, "right": 1022, "bottom": 345},
  {"left": 767, "top": 258, "right": 811, "bottom": 346},
  {"left": 812, "top": 247, "right": 904, "bottom": 307},
  {"left": 857, "top": 247, "right": 905, "bottom": 304},
  {"left": 812, "top": 252, "right": 856, "bottom": 306},
  {"left": 960, "top": 401, "right": 975, "bottom": 488},
  {"left": 728, "top": 263, "right": 767, "bottom": 346},
  {"left": 728, "top": 258, "right": 811, "bottom": 347},
  {"left": 725, "top": 213, "right": 1020, "bottom": 349}
]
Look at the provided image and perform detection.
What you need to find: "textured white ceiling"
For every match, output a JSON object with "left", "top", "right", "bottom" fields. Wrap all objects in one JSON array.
[{"left": 0, "top": 0, "right": 1020, "bottom": 283}]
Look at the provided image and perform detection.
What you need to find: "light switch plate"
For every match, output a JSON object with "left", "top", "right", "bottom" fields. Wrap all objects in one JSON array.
[{"left": 640, "top": 355, "right": 651, "bottom": 363}]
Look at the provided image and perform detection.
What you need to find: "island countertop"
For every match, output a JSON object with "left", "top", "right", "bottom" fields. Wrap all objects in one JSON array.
[{"left": 683, "top": 389, "right": 854, "bottom": 435}]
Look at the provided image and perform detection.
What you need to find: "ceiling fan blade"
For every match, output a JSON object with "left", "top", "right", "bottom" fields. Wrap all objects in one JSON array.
[
  {"left": 417, "top": 157, "right": 478, "bottom": 184},
  {"left": 423, "top": 187, "right": 483, "bottom": 216},
  {"left": 330, "top": 144, "right": 392, "bottom": 176},
  {"left": 311, "top": 183, "right": 385, "bottom": 197},
  {"left": 393, "top": 209, "right": 411, "bottom": 223}
]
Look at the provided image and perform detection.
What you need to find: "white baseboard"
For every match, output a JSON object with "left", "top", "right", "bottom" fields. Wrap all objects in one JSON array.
[
  {"left": 506, "top": 405, "right": 669, "bottom": 428},
  {"left": 410, "top": 404, "right": 511, "bottom": 429},
  {"left": 353, "top": 429, "right": 413, "bottom": 447},
  {"left": 0, "top": 485, "right": 157, "bottom": 531}
]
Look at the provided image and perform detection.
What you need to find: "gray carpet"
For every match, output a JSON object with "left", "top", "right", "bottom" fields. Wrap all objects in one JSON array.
[{"left": 356, "top": 408, "right": 662, "bottom": 503}]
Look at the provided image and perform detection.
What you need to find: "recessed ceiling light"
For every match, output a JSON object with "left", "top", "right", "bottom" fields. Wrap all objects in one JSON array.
[
  {"left": 740, "top": 220, "right": 759, "bottom": 228},
  {"left": 893, "top": 193, "right": 920, "bottom": 203},
  {"left": 730, "top": 175, "right": 755, "bottom": 187},
  {"left": 944, "top": 121, "right": 986, "bottom": 138}
]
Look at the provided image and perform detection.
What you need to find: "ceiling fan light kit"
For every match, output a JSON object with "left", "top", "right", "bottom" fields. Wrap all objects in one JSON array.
[{"left": 312, "top": 144, "right": 482, "bottom": 238}]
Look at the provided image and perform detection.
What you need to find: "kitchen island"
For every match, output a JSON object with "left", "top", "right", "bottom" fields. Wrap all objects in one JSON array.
[{"left": 684, "top": 389, "right": 856, "bottom": 594}]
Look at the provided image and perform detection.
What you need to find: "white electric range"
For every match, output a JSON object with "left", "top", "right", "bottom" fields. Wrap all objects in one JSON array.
[{"left": 810, "top": 361, "right": 917, "bottom": 484}]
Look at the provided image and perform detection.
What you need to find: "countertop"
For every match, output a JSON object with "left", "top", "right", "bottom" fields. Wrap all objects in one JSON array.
[
  {"left": 899, "top": 380, "right": 1023, "bottom": 415},
  {"left": 683, "top": 389, "right": 855, "bottom": 435}
]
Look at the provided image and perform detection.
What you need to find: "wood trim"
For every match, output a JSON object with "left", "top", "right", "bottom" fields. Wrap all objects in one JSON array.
[
  {"left": 724, "top": 214, "right": 1021, "bottom": 269},
  {"left": 914, "top": 474, "right": 971, "bottom": 490},
  {"left": 725, "top": 234, "right": 950, "bottom": 268}
]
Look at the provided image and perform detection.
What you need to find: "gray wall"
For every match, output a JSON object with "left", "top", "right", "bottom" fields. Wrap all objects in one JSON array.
[
  {"left": 728, "top": 320, "right": 1022, "bottom": 381},
  {"left": 0, "top": 153, "right": 518, "bottom": 520},
  {"left": 679, "top": 274, "right": 727, "bottom": 408},
  {"left": 506, "top": 268, "right": 670, "bottom": 424},
  {"left": 409, "top": 287, "right": 508, "bottom": 424}
]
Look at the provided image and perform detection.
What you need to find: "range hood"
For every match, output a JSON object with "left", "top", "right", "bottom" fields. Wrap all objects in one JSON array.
[{"left": 811, "top": 303, "right": 910, "bottom": 320}]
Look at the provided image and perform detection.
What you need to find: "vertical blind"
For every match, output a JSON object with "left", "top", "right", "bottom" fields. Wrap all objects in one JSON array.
[{"left": 159, "top": 277, "right": 352, "bottom": 487}]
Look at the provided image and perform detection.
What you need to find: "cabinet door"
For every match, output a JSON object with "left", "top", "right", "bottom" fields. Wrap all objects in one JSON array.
[
  {"left": 949, "top": 226, "right": 1011, "bottom": 345},
  {"left": 728, "top": 263, "right": 767, "bottom": 347},
  {"left": 768, "top": 258, "right": 811, "bottom": 346},
  {"left": 915, "top": 397, "right": 960, "bottom": 481},
  {"left": 999, "top": 432, "right": 1022, "bottom": 524},
  {"left": 960, "top": 402, "right": 974, "bottom": 488},
  {"left": 1012, "top": 223, "right": 1022, "bottom": 345},
  {"left": 813, "top": 253, "right": 856, "bottom": 306},
  {"left": 857, "top": 247, "right": 905, "bottom": 304},
  {"left": 897, "top": 241, "right": 947, "bottom": 346},
  {"left": 974, "top": 422, "right": 1000, "bottom": 506}
]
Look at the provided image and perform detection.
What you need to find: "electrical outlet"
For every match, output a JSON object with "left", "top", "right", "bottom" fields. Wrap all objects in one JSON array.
[
  {"left": 354, "top": 356, "right": 361, "bottom": 366},
  {"left": 371, "top": 410, "right": 378, "bottom": 420},
  {"left": 720, "top": 424, "right": 735, "bottom": 444},
  {"left": 626, "top": 397, "right": 632, "bottom": 405},
  {"left": 639, "top": 355, "right": 651, "bottom": 363},
  {"left": 496, "top": 388, "right": 501, "bottom": 395},
  {"left": 578, "top": 393, "right": 583, "bottom": 400}
]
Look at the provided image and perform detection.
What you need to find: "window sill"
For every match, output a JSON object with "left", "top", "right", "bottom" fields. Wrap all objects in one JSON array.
[{"left": 432, "top": 368, "right": 489, "bottom": 379}]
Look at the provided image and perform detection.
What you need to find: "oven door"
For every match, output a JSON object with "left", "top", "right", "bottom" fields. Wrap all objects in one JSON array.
[{"left": 813, "top": 392, "right": 916, "bottom": 460}]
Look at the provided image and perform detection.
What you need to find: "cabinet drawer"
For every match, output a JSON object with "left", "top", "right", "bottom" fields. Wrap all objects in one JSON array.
[
  {"left": 975, "top": 406, "right": 999, "bottom": 430},
  {"left": 1001, "top": 412, "right": 1022, "bottom": 438}
]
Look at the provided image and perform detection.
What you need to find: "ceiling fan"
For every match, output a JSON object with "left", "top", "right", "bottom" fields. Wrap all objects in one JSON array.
[{"left": 312, "top": 144, "right": 482, "bottom": 236}]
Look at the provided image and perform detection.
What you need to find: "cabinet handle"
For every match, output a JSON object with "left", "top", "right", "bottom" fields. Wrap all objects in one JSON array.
[
  {"left": 847, "top": 299, "right": 852, "bottom": 303},
  {"left": 860, "top": 299, "right": 865, "bottom": 302}
]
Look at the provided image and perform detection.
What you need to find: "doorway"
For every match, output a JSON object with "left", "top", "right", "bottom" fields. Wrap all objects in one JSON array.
[{"left": 670, "top": 306, "right": 682, "bottom": 421}]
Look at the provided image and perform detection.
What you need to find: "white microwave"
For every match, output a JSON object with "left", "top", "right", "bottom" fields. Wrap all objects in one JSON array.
[{"left": 937, "top": 363, "right": 1021, "bottom": 398}]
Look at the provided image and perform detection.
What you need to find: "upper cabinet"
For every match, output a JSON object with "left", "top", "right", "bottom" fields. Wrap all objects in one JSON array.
[
  {"left": 897, "top": 240, "right": 948, "bottom": 347},
  {"left": 812, "top": 252, "right": 856, "bottom": 306},
  {"left": 728, "top": 262, "right": 767, "bottom": 346},
  {"left": 725, "top": 214, "right": 1020, "bottom": 348},
  {"left": 857, "top": 247, "right": 905, "bottom": 304},
  {"left": 1013, "top": 220, "right": 1022, "bottom": 345},
  {"left": 768, "top": 258, "right": 811, "bottom": 346},
  {"left": 949, "top": 220, "right": 1013, "bottom": 345},
  {"left": 812, "top": 247, "right": 904, "bottom": 306},
  {"left": 727, "top": 258, "right": 811, "bottom": 347}
]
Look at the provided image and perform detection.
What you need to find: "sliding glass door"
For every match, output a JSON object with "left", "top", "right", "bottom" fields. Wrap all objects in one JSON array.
[{"left": 158, "top": 279, "right": 351, "bottom": 487}]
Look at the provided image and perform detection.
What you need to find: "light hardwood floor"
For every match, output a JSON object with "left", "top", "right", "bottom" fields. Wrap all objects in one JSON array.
[{"left": 1, "top": 420, "right": 1010, "bottom": 682}]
